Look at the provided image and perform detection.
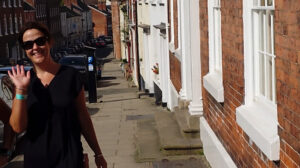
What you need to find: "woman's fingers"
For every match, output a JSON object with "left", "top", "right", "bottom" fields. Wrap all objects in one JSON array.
[
  {"left": 11, "top": 66, "right": 16, "bottom": 76},
  {"left": 20, "top": 65, "right": 25, "bottom": 75},
  {"left": 26, "top": 70, "right": 31, "bottom": 79},
  {"left": 7, "top": 70, "right": 12, "bottom": 78},
  {"left": 16, "top": 64, "right": 21, "bottom": 74}
]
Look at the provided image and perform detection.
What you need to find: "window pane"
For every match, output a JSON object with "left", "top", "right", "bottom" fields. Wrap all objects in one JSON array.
[
  {"left": 259, "top": 11, "right": 265, "bottom": 52},
  {"left": 261, "top": 0, "right": 265, "bottom": 6},
  {"left": 267, "top": 0, "right": 273, "bottom": 6},
  {"left": 259, "top": 53, "right": 265, "bottom": 96},
  {"left": 266, "top": 11, "right": 272, "bottom": 54},
  {"left": 266, "top": 55, "right": 273, "bottom": 100}
]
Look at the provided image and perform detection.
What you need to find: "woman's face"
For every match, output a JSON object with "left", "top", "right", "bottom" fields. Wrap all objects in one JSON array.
[{"left": 22, "top": 28, "right": 51, "bottom": 65}]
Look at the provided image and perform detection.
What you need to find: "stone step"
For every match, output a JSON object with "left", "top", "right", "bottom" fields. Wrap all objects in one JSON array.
[
  {"left": 154, "top": 111, "right": 202, "bottom": 155},
  {"left": 174, "top": 107, "right": 200, "bottom": 136},
  {"left": 135, "top": 118, "right": 163, "bottom": 162}
]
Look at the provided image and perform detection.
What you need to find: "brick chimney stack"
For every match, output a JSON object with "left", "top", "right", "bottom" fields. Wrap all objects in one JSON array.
[{"left": 98, "top": 0, "right": 106, "bottom": 10}]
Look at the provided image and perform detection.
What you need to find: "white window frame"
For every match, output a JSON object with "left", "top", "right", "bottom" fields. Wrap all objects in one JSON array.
[
  {"left": 236, "top": 0, "right": 279, "bottom": 161},
  {"left": 203, "top": 0, "right": 224, "bottom": 102}
]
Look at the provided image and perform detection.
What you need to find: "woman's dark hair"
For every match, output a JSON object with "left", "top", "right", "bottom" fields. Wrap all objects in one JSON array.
[{"left": 18, "top": 21, "right": 53, "bottom": 45}]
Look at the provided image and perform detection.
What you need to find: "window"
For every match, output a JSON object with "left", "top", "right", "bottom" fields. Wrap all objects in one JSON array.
[
  {"left": 19, "top": 14, "right": 22, "bottom": 29},
  {"left": 236, "top": 0, "right": 279, "bottom": 161},
  {"left": 0, "top": 20, "right": 2, "bottom": 36},
  {"left": 212, "top": 0, "right": 222, "bottom": 73},
  {"left": 19, "top": 0, "right": 21, "bottom": 7},
  {"left": 8, "top": 0, "right": 11, "bottom": 7},
  {"left": 6, "top": 43, "right": 9, "bottom": 58},
  {"left": 2, "top": 0, "right": 6, "bottom": 7},
  {"left": 14, "top": 15, "right": 18, "bottom": 33},
  {"left": 4, "top": 14, "right": 8, "bottom": 35},
  {"left": 13, "top": 0, "right": 16, "bottom": 7},
  {"left": 9, "top": 14, "right": 13, "bottom": 34},
  {"left": 203, "top": 0, "right": 224, "bottom": 102},
  {"left": 253, "top": 0, "right": 276, "bottom": 105}
]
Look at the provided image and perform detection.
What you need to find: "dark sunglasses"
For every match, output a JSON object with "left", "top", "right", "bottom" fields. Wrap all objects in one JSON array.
[{"left": 22, "top": 36, "right": 48, "bottom": 50}]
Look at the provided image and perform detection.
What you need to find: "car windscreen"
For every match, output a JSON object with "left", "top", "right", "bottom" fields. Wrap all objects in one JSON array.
[{"left": 59, "top": 57, "right": 86, "bottom": 66}]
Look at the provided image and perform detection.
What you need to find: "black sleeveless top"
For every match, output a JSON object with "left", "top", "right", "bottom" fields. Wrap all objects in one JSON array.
[{"left": 25, "top": 65, "right": 83, "bottom": 168}]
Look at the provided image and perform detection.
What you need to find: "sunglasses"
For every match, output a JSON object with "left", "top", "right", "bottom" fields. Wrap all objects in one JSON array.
[{"left": 22, "top": 36, "right": 48, "bottom": 50}]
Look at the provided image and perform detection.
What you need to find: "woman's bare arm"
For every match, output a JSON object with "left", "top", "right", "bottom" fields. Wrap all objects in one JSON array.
[
  {"left": 8, "top": 65, "right": 30, "bottom": 133},
  {"left": 75, "top": 88, "right": 107, "bottom": 168}
]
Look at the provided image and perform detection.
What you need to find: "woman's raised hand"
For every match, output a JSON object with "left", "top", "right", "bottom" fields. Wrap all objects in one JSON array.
[{"left": 8, "top": 65, "right": 31, "bottom": 90}]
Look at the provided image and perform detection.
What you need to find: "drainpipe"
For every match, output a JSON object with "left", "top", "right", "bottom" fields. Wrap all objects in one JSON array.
[{"left": 135, "top": 0, "right": 141, "bottom": 90}]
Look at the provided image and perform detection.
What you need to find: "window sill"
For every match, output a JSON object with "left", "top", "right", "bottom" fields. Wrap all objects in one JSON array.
[
  {"left": 236, "top": 102, "right": 279, "bottom": 160},
  {"left": 203, "top": 71, "right": 224, "bottom": 102}
]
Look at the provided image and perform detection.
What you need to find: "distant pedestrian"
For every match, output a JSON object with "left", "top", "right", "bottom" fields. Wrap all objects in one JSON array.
[{"left": 7, "top": 21, "right": 107, "bottom": 168}]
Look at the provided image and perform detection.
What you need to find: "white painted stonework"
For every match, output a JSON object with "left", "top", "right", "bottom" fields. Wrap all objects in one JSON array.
[
  {"left": 238, "top": 0, "right": 280, "bottom": 161},
  {"left": 188, "top": 0, "right": 203, "bottom": 115},
  {"left": 200, "top": 117, "right": 237, "bottom": 168}
]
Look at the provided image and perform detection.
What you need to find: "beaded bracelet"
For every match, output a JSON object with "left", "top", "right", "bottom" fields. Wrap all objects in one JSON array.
[{"left": 16, "top": 94, "right": 28, "bottom": 100}]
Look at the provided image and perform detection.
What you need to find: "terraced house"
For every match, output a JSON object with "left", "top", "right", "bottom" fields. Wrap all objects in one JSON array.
[
  {"left": 118, "top": 0, "right": 300, "bottom": 167},
  {"left": 0, "top": 0, "right": 24, "bottom": 65}
]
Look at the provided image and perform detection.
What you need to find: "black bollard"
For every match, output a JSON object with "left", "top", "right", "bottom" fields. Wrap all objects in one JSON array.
[{"left": 85, "top": 46, "right": 97, "bottom": 103}]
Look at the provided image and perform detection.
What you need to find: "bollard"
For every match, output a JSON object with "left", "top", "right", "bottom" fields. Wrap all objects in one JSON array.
[{"left": 84, "top": 46, "right": 97, "bottom": 103}]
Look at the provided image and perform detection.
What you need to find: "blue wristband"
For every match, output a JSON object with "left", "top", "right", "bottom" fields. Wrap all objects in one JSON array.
[{"left": 15, "top": 94, "right": 27, "bottom": 100}]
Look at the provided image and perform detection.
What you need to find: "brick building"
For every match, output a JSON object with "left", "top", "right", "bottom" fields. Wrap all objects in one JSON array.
[
  {"left": 23, "top": 0, "right": 36, "bottom": 23},
  {"left": 200, "top": 0, "right": 300, "bottom": 167},
  {"left": 111, "top": 0, "right": 121, "bottom": 60},
  {"left": 0, "top": 0, "right": 25, "bottom": 65},
  {"left": 89, "top": 4, "right": 108, "bottom": 37}
]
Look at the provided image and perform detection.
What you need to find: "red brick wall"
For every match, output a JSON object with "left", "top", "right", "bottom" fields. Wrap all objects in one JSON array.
[
  {"left": 169, "top": 52, "right": 181, "bottom": 93},
  {"left": 92, "top": 10, "right": 108, "bottom": 37},
  {"left": 111, "top": 0, "right": 121, "bottom": 60},
  {"left": 200, "top": 0, "right": 291, "bottom": 167},
  {"left": 275, "top": 1, "right": 300, "bottom": 167}
]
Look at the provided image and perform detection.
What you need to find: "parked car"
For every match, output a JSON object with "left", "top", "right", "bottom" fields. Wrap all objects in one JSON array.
[
  {"left": 59, "top": 55, "right": 88, "bottom": 88},
  {"left": 98, "top": 35, "right": 113, "bottom": 44},
  {"left": 0, "top": 66, "right": 33, "bottom": 74},
  {"left": 95, "top": 39, "right": 106, "bottom": 48}
]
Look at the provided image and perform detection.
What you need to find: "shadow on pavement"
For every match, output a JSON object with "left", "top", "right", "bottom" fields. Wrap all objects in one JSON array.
[
  {"left": 95, "top": 47, "right": 113, "bottom": 58},
  {"left": 100, "top": 76, "right": 117, "bottom": 80},
  {"left": 97, "top": 80, "right": 120, "bottom": 88}
]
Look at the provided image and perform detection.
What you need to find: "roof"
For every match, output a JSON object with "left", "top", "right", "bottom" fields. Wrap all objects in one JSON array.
[
  {"left": 88, "top": 5, "right": 108, "bottom": 16},
  {"left": 60, "top": 6, "right": 81, "bottom": 18},
  {"left": 23, "top": 1, "right": 35, "bottom": 10},
  {"left": 72, "top": 3, "right": 83, "bottom": 12},
  {"left": 77, "top": 0, "right": 90, "bottom": 11}
]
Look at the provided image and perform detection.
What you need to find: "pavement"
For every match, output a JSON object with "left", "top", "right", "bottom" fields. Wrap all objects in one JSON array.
[
  {"left": 82, "top": 53, "right": 153, "bottom": 168},
  {"left": 83, "top": 50, "right": 210, "bottom": 168}
]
